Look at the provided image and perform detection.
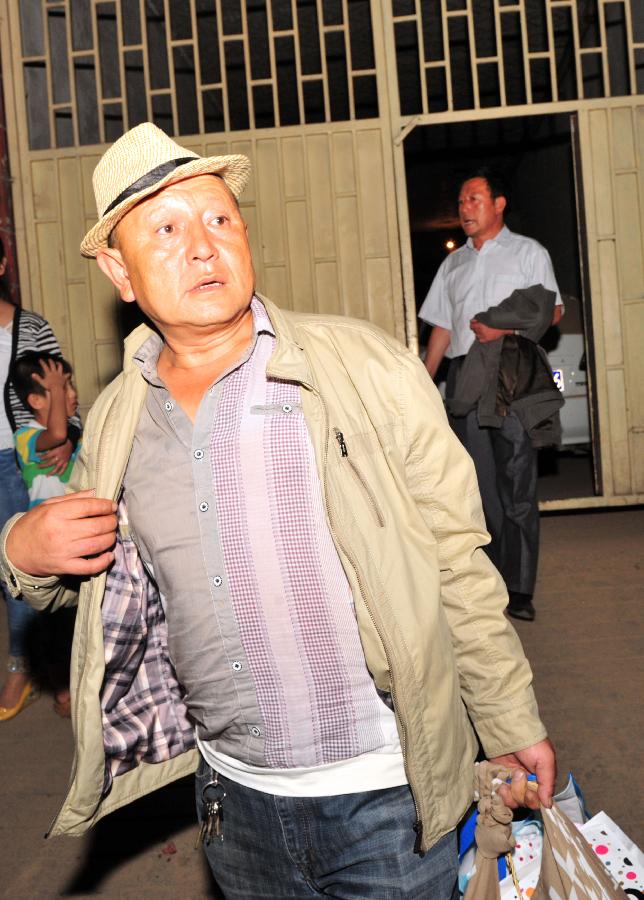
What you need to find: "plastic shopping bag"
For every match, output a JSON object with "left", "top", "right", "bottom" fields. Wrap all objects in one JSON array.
[
  {"left": 465, "top": 762, "right": 630, "bottom": 900},
  {"left": 459, "top": 772, "right": 589, "bottom": 896},
  {"left": 578, "top": 812, "right": 644, "bottom": 898}
]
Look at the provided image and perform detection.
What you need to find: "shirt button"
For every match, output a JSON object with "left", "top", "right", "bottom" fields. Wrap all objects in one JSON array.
[
  {"left": 249, "top": 725, "right": 261, "bottom": 738},
  {"left": 199, "top": 501, "right": 209, "bottom": 512},
  {"left": 164, "top": 400, "right": 173, "bottom": 412},
  {"left": 194, "top": 449, "right": 204, "bottom": 460},
  {"left": 213, "top": 575, "right": 223, "bottom": 587},
  {"left": 282, "top": 403, "right": 293, "bottom": 413},
  {"left": 232, "top": 661, "right": 242, "bottom": 672}
]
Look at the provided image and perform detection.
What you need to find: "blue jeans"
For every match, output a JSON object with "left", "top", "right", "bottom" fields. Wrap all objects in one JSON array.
[
  {"left": 196, "top": 760, "right": 459, "bottom": 899},
  {"left": 0, "top": 447, "right": 37, "bottom": 658}
]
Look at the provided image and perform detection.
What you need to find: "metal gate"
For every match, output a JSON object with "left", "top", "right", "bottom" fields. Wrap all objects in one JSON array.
[
  {"left": 0, "top": 0, "right": 642, "bottom": 507},
  {"left": 0, "top": 0, "right": 404, "bottom": 421}
]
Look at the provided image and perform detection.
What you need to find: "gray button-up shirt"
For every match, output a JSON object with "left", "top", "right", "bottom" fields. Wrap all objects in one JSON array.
[{"left": 122, "top": 299, "right": 397, "bottom": 773}]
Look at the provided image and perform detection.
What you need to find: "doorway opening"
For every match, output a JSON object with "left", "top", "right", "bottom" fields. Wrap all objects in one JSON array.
[{"left": 404, "top": 112, "right": 597, "bottom": 501}]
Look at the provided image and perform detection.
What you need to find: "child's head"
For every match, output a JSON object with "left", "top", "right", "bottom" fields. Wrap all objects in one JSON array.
[{"left": 11, "top": 352, "right": 77, "bottom": 423}]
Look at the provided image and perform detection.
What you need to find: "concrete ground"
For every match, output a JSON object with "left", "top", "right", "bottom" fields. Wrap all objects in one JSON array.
[{"left": 0, "top": 507, "right": 642, "bottom": 899}]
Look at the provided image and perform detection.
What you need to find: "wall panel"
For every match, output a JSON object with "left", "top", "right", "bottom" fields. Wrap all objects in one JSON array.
[
  {"left": 336, "top": 195, "right": 366, "bottom": 320},
  {"left": 59, "top": 159, "right": 86, "bottom": 282},
  {"left": 356, "top": 130, "right": 389, "bottom": 257},
  {"left": 35, "top": 222, "right": 68, "bottom": 345},
  {"left": 256, "top": 139, "right": 287, "bottom": 265},
  {"left": 579, "top": 104, "right": 644, "bottom": 500},
  {"left": 597, "top": 240, "right": 624, "bottom": 368},
  {"left": 314, "top": 262, "right": 341, "bottom": 317},
  {"left": 614, "top": 172, "right": 644, "bottom": 300},
  {"left": 282, "top": 137, "right": 305, "bottom": 201},
  {"left": 605, "top": 369, "right": 632, "bottom": 495},
  {"left": 30, "top": 160, "right": 58, "bottom": 220},
  {"left": 285, "top": 200, "right": 315, "bottom": 312},
  {"left": 307, "top": 135, "right": 336, "bottom": 260},
  {"left": 623, "top": 304, "right": 644, "bottom": 431},
  {"left": 67, "top": 281, "right": 99, "bottom": 410},
  {"left": 589, "top": 110, "right": 615, "bottom": 236}
]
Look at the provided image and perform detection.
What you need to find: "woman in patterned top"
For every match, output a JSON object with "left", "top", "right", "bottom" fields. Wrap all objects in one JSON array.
[{"left": 0, "top": 237, "right": 78, "bottom": 721}]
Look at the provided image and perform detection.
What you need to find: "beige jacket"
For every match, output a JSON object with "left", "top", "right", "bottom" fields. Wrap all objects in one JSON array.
[{"left": 0, "top": 296, "right": 546, "bottom": 849}]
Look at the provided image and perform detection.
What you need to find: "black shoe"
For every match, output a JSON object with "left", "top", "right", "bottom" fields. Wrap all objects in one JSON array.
[{"left": 507, "top": 592, "right": 536, "bottom": 621}]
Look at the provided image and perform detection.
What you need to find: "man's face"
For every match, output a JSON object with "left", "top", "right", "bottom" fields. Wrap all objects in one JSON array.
[
  {"left": 99, "top": 174, "right": 255, "bottom": 337},
  {"left": 458, "top": 177, "right": 505, "bottom": 246}
]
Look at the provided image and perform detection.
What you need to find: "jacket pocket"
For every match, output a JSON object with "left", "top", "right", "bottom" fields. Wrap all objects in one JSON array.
[{"left": 333, "top": 428, "right": 385, "bottom": 528}]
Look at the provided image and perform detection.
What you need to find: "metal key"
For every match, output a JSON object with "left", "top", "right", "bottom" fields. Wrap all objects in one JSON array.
[{"left": 196, "top": 775, "right": 226, "bottom": 847}]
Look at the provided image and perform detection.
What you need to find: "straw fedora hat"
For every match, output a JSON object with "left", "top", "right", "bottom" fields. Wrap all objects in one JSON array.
[{"left": 80, "top": 122, "right": 251, "bottom": 258}]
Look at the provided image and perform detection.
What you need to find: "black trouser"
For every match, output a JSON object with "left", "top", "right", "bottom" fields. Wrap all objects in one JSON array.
[{"left": 446, "top": 359, "right": 539, "bottom": 597}]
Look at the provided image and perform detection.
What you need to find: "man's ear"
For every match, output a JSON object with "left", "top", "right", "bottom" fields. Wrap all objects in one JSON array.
[
  {"left": 96, "top": 248, "right": 136, "bottom": 303},
  {"left": 494, "top": 195, "right": 507, "bottom": 216},
  {"left": 0, "top": 256, "right": 6, "bottom": 276}
]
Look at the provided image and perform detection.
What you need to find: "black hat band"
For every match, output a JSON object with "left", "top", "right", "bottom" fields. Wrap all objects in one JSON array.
[{"left": 103, "top": 156, "right": 197, "bottom": 216}]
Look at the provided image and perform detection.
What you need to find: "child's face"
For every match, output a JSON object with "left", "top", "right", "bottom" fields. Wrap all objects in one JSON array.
[
  {"left": 29, "top": 372, "right": 77, "bottom": 422},
  {"left": 64, "top": 375, "right": 78, "bottom": 417}
]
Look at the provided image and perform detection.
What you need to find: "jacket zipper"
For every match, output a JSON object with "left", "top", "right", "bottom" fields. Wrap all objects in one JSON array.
[
  {"left": 333, "top": 429, "right": 385, "bottom": 528},
  {"left": 322, "top": 408, "right": 423, "bottom": 850}
]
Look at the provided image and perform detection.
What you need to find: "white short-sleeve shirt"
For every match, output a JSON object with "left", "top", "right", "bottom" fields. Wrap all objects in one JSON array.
[{"left": 418, "top": 226, "right": 562, "bottom": 358}]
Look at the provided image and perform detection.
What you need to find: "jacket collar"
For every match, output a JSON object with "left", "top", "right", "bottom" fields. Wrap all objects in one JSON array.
[
  {"left": 258, "top": 294, "right": 316, "bottom": 390},
  {"left": 121, "top": 293, "right": 317, "bottom": 391}
]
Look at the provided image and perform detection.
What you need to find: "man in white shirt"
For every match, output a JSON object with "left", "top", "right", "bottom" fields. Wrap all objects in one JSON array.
[{"left": 419, "top": 169, "right": 563, "bottom": 621}]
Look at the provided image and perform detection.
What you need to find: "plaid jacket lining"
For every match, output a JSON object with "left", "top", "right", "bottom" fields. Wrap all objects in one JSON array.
[{"left": 101, "top": 497, "right": 195, "bottom": 795}]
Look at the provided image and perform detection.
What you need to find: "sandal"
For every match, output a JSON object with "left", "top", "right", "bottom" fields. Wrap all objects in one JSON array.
[{"left": 0, "top": 657, "right": 40, "bottom": 722}]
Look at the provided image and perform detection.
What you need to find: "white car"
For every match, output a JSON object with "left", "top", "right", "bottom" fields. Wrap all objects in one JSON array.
[{"left": 547, "top": 332, "right": 590, "bottom": 446}]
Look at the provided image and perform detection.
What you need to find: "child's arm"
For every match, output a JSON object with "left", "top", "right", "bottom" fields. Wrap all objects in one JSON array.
[
  {"left": 38, "top": 436, "right": 74, "bottom": 474},
  {"left": 31, "top": 360, "right": 69, "bottom": 451}
]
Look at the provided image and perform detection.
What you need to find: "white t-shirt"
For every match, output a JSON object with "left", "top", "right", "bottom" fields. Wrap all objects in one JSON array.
[
  {"left": 418, "top": 226, "right": 562, "bottom": 358},
  {"left": 198, "top": 731, "right": 408, "bottom": 798},
  {"left": 0, "top": 324, "right": 14, "bottom": 450}
]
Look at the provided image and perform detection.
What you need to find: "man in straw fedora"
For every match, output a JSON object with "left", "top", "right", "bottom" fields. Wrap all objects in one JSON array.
[{"left": 0, "top": 123, "right": 555, "bottom": 898}]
